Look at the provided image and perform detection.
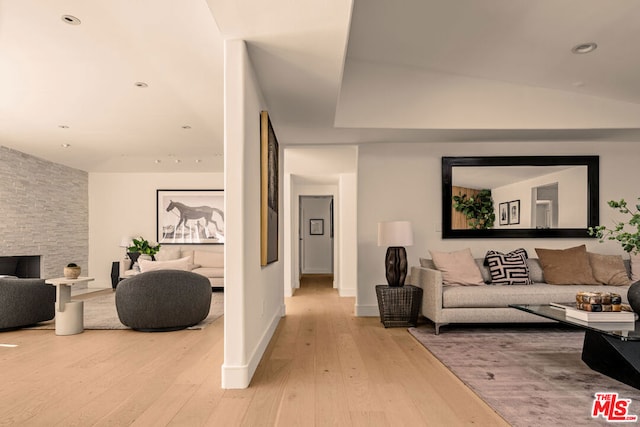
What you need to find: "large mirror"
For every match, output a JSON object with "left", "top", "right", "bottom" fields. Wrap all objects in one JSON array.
[{"left": 442, "top": 156, "right": 599, "bottom": 238}]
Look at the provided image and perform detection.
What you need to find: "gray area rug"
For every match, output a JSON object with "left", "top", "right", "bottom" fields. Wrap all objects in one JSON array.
[
  {"left": 409, "top": 324, "right": 640, "bottom": 426},
  {"left": 27, "top": 291, "right": 223, "bottom": 330}
]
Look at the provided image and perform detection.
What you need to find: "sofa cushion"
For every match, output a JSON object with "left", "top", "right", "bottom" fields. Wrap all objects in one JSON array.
[
  {"left": 192, "top": 267, "right": 224, "bottom": 278},
  {"left": 154, "top": 247, "right": 182, "bottom": 261},
  {"left": 138, "top": 256, "right": 192, "bottom": 273},
  {"left": 535, "top": 245, "right": 598, "bottom": 285},
  {"left": 588, "top": 253, "right": 631, "bottom": 286},
  {"left": 442, "top": 283, "right": 630, "bottom": 308},
  {"left": 526, "top": 259, "right": 545, "bottom": 283},
  {"left": 631, "top": 253, "right": 640, "bottom": 282},
  {"left": 484, "top": 249, "right": 532, "bottom": 285},
  {"left": 193, "top": 250, "right": 223, "bottom": 268},
  {"left": 430, "top": 248, "right": 484, "bottom": 286}
]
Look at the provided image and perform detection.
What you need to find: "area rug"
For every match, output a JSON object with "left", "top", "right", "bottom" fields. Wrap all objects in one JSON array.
[
  {"left": 27, "top": 291, "right": 223, "bottom": 330},
  {"left": 409, "top": 324, "right": 640, "bottom": 427}
]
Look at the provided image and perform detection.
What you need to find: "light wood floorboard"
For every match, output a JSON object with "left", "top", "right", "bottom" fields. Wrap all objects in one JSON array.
[{"left": 0, "top": 277, "right": 508, "bottom": 426}]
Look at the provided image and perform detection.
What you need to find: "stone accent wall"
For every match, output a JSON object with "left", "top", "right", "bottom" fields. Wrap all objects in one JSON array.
[{"left": 0, "top": 146, "right": 88, "bottom": 279}]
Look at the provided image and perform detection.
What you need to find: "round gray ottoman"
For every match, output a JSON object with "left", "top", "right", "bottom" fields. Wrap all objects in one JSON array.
[{"left": 115, "top": 269, "right": 211, "bottom": 331}]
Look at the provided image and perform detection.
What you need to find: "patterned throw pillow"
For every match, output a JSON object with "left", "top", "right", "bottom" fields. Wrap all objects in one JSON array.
[{"left": 484, "top": 248, "right": 533, "bottom": 285}]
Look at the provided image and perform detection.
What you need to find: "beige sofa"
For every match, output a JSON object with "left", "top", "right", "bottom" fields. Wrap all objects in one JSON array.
[
  {"left": 409, "top": 252, "right": 632, "bottom": 334},
  {"left": 120, "top": 247, "right": 224, "bottom": 288}
]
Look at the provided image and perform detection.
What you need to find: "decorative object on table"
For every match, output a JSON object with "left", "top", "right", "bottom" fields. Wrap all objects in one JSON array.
[
  {"left": 575, "top": 291, "right": 622, "bottom": 311},
  {"left": 375, "top": 284, "right": 423, "bottom": 327},
  {"left": 260, "top": 111, "right": 279, "bottom": 266},
  {"left": 377, "top": 221, "right": 414, "bottom": 287},
  {"left": 452, "top": 188, "right": 495, "bottom": 230},
  {"left": 309, "top": 219, "right": 324, "bottom": 235},
  {"left": 589, "top": 198, "right": 640, "bottom": 313},
  {"left": 63, "top": 263, "right": 81, "bottom": 279},
  {"left": 157, "top": 189, "right": 224, "bottom": 245},
  {"left": 127, "top": 236, "right": 161, "bottom": 259}
]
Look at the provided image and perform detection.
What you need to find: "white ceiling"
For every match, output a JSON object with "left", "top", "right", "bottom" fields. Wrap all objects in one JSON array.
[{"left": 2, "top": 0, "right": 640, "bottom": 172}]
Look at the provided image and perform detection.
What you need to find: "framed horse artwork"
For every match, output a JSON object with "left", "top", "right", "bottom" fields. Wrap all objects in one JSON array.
[{"left": 157, "top": 189, "right": 224, "bottom": 245}]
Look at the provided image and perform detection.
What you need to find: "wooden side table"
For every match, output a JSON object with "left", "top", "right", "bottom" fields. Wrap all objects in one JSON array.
[{"left": 375, "top": 284, "right": 423, "bottom": 328}]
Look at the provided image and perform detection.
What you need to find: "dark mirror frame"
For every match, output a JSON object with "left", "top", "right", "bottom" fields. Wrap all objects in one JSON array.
[{"left": 442, "top": 155, "right": 599, "bottom": 239}]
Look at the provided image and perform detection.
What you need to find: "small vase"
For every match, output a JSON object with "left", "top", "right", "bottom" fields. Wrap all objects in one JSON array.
[
  {"left": 64, "top": 266, "right": 81, "bottom": 279},
  {"left": 627, "top": 281, "right": 640, "bottom": 314}
]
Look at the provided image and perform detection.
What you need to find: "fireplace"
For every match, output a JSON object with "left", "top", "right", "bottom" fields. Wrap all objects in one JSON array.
[{"left": 0, "top": 256, "right": 41, "bottom": 278}]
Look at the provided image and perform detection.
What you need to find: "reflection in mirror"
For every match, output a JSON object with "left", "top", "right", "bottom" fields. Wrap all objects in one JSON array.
[
  {"left": 443, "top": 156, "right": 599, "bottom": 239},
  {"left": 452, "top": 166, "right": 587, "bottom": 229}
]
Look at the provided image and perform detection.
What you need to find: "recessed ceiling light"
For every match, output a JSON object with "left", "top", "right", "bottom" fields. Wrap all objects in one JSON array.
[
  {"left": 61, "top": 143, "right": 71, "bottom": 148},
  {"left": 61, "top": 15, "right": 81, "bottom": 25},
  {"left": 195, "top": 159, "right": 202, "bottom": 163},
  {"left": 58, "top": 125, "right": 69, "bottom": 129},
  {"left": 154, "top": 160, "right": 162, "bottom": 164},
  {"left": 174, "top": 159, "right": 181, "bottom": 164},
  {"left": 182, "top": 125, "right": 191, "bottom": 129},
  {"left": 571, "top": 42, "right": 597, "bottom": 54},
  {"left": 134, "top": 82, "right": 148, "bottom": 88}
]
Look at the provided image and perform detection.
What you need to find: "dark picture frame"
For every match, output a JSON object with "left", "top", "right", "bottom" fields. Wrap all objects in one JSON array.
[
  {"left": 310, "top": 219, "right": 324, "bottom": 235},
  {"left": 157, "top": 189, "right": 224, "bottom": 245},
  {"left": 508, "top": 200, "right": 521, "bottom": 225},
  {"left": 260, "top": 111, "right": 279, "bottom": 266},
  {"left": 499, "top": 202, "right": 509, "bottom": 226}
]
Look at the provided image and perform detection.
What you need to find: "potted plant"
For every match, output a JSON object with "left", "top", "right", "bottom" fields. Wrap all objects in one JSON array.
[
  {"left": 452, "top": 189, "right": 496, "bottom": 230},
  {"left": 127, "top": 237, "right": 161, "bottom": 262},
  {"left": 589, "top": 198, "right": 640, "bottom": 312},
  {"left": 589, "top": 199, "right": 640, "bottom": 254}
]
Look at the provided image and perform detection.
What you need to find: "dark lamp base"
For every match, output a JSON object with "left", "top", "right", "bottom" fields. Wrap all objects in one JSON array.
[{"left": 385, "top": 246, "right": 407, "bottom": 287}]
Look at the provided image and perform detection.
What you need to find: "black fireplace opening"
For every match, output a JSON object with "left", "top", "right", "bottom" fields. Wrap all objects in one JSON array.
[{"left": 0, "top": 256, "right": 41, "bottom": 278}]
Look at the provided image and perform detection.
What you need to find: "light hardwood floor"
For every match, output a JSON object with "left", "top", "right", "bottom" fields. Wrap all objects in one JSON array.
[{"left": 0, "top": 277, "right": 508, "bottom": 426}]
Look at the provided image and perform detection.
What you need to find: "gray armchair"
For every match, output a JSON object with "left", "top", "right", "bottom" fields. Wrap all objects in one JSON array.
[{"left": 0, "top": 278, "right": 55, "bottom": 330}]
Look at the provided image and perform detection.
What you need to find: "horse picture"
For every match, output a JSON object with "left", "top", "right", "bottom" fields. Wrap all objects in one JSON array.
[{"left": 157, "top": 190, "right": 224, "bottom": 244}]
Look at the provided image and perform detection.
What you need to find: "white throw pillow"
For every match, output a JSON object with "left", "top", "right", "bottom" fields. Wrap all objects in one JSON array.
[
  {"left": 138, "top": 256, "right": 191, "bottom": 273},
  {"left": 429, "top": 248, "right": 485, "bottom": 286}
]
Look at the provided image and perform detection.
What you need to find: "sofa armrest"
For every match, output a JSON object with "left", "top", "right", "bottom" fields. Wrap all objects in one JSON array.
[
  {"left": 119, "top": 258, "right": 132, "bottom": 278},
  {"left": 409, "top": 266, "right": 443, "bottom": 323}
]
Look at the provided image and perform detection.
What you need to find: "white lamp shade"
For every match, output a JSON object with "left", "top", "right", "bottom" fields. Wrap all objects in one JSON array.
[
  {"left": 120, "top": 237, "right": 132, "bottom": 248},
  {"left": 377, "top": 221, "right": 414, "bottom": 247}
]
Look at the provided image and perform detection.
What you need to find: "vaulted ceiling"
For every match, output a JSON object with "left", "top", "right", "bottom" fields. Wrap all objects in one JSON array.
[{"left": 2, "top": 0, "right": 639, "bottom": 172}]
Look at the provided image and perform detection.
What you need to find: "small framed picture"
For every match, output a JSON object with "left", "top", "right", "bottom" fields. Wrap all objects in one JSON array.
[
  {"left": 508, "top": 200, "right": 521, "bottom": 225},
  {"left": 310, "top": 219, "right": 324, "bottom": 235},
  {"left": 499, "top": 202, "right": 509, "bottom": 225}
]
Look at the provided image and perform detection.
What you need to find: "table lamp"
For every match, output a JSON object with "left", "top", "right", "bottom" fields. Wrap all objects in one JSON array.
[
  {"left": 120, "top": 236, "right": 132, "bottom": 257},
  {"left": 377, "top": 221, "right": 414, "bottom": 287}
]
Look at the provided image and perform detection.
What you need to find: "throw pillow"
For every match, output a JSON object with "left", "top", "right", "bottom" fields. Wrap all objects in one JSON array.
[
  {"left": 484, "top": 249, "right": 532, "bottom": 285},
  {"left": 631, "top": 253, "right": 640, "bottom": 282},
  {"left": 429, "top": 248, "right": 485, "bottom": 286},
  {"left": 534, "top": 245, "right": 598, "bottom": 285},
  {"left": 588, "top": 253, "right": 631, "bottom": 286},
  {"left": 138, "top": 256, "right": 192, "bottom": 273}
]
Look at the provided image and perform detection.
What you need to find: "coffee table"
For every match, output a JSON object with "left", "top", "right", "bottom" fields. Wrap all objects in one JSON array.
[
  {"left": 47, "top": 277, "right": 95, "bottom": 335},
  {"left": 511, "top": 304, "right": 640, "bottom": 390}
]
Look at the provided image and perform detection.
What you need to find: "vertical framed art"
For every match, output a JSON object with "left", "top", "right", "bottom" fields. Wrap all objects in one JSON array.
[
  {"left": 508, "top": 200, "right": 521, "bottom": 225},
  {"left": 260, "top": 111, "right": 279, "bottom": 266}
]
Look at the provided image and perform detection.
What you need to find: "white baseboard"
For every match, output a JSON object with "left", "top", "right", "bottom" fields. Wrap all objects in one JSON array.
[
  {"left": 221, "top": 303, "right": 285, "bottom": 389},
  {"left": 355, "top": 303, "right": 379, "bottom": 317}
]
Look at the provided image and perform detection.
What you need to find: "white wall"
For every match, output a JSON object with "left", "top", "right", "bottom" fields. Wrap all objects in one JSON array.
[
  {"left": 492, "top": 166, "right": 587, "bottom": 229},
  {"left": 357, "top": 141, "right": 640, "bottom": 316},
  {"left": 88, "top": 172, "right": 223, "bottom": 288},
  {"left": 222, "top": 39, "right": 285, "bottom": 389}
]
